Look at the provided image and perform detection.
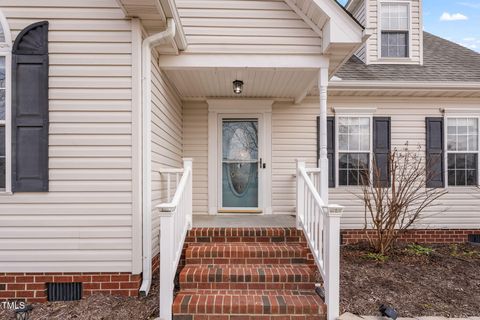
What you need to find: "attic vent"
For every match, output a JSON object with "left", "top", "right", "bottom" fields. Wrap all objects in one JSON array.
[
  {"left": 468, "top": 234, "right": 480, "bottom": 245},
  {"left": 47, "top": 282, "right": 82, "bottom": 301}
]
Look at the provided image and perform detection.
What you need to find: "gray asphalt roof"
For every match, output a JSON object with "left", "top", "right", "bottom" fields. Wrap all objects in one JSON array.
[{"left": 335, "top": 32, "right": 480, "bottom": 82}]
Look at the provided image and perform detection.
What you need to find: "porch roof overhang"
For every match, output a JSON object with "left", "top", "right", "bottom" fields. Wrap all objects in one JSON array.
[{"left": 145, "top": 0, "right": 366, "bottom": 103}]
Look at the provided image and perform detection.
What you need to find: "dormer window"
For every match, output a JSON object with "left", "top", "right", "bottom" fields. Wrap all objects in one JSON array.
[{"left": 380, "top": 2, "right": 409, "bottom": 58}]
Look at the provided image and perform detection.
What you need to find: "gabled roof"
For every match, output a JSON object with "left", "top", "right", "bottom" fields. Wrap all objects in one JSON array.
[{"left": 334, "top": 32, "right": 480, "bottom": 82}]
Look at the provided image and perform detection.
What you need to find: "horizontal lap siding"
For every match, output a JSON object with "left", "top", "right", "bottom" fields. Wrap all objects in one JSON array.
[
  {"left": 319, "top": 97, "right": 480, "bottom": 229},
  {"left": 183, "top": 102, "right": 209, "bottom": 215},
  {"left": 0, "top": 0, "right": 134, "bottom": 272},
  {"left": 272, "top": 102, "right": 318, "bottom": 215},
  {"left": 150, "top": 51, "right": 183, "bottom": 256},
  {"left": 273, "top": 98, "right": 480, "bottom": 229},
  {"left": 175, "top": 0, "right": 322, "bottom": 54},
  {"left": 182, "top": 97, "right": 480, "bottom": 230},
  {"left": 352, "top": 1, "right": 366, "bottom": 62}
]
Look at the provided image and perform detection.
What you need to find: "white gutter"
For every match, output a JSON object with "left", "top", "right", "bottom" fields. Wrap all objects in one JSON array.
[
  {"left": 139, "top": 18, "right": 176, "bottom": 296},
  {"left": 329, "top": 80, "right": 480, "bottom": 91}
]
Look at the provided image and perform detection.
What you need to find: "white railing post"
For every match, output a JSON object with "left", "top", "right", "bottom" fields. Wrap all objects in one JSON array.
[
  {"left": 159, "top": 211, "right": 175, "bottom": 320},
  {"left": 183, "top": 158, "right": 193, "bottom": 229},
  {"left": 296, "top": 159, "right": 306, "bottom": 230},
  {"left": 324, "top": 204, "right": 343, "bottom": 320},
  {"left": 318, "top": 67, "right": 329, "bottom": 204}
]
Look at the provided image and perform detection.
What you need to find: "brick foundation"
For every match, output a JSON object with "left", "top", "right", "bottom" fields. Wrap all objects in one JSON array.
[
  {"left": 341, "top": 229, "right": 480, "bottom": 245},
  {"left": 0, "top": 272, "right": 141, "bottom": 303}
]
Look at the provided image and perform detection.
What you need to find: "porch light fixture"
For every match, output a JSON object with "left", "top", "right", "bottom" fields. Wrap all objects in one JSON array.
[{"left": 233, "top": 80, "right": 244, "bottom": 95}]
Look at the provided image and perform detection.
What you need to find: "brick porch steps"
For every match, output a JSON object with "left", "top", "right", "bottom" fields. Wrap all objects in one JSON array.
[
  {"left": 186, "top": 227, "right": 307, "bottom": 244},
  {"left": 173, "top": 228, "right": 325, "bottom": 319},
  {"left": 179, "top": 264, "right": 316, "bottom": 290},
  {"left": 185, "top": 243, "right": 311, "bottom": 265},
  {"left": 173, "top": 289, "right": 325, "bottom": 318}
]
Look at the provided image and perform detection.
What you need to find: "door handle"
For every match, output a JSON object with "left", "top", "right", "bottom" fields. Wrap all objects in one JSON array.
[{"left": 259, "top": 158, "right": 266, "bottom": 169}]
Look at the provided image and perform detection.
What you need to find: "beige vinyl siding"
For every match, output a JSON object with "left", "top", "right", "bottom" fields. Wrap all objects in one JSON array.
[
  {"left": 183, "top": 102, "right": 209, "bottom": 214},
  {"left": 329, "top": 97, "right": 480, "bottom": 229},
  {"left": 366, "top": 0, "right": 422, "bottom": 64},
  {"left": 0, "top": 0, "right": 135, "bottom": 272},
  {"left": 183, "top": 97, "right": 480, "bottom": 230},
  {"left": 150, "top": 50, "right": 184, "bottom": 257},
  {"left": 175, "top": 0, "right": 322, "bottom": 54},
  {"left": 351, "top": 0, "right": 367, "bottom": 62}
]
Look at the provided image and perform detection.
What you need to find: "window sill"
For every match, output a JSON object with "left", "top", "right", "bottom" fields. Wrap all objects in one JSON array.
[
  {"left": 0, "top": 191, "right": 13, "bottom": 196},
  {"left": 375, "top": 58, "right": 418, "bottom": 65}
]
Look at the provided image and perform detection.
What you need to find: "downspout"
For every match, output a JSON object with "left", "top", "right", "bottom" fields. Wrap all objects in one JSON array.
[{"left": 139, "top": 18, "right": 176, "bottom": 296}]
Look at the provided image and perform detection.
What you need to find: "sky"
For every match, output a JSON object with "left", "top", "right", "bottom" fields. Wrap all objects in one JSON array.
[{"left": 338, "top": 0, "right": 480, "bottom": 52}]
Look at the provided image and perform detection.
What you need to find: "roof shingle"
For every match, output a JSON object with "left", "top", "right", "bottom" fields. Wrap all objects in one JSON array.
[{"left": 335, "top": 32, "right": 480, "bottom": 82}]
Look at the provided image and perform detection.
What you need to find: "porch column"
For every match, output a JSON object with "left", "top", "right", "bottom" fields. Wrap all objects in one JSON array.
[{"left": 318, "top": 67, "right": 329, "bottom": 204}]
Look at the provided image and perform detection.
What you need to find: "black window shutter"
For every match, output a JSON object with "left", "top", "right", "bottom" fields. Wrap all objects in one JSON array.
[
  {"left": 12, "top": 21, "right": 49, "bottom": 192},
  {"left": 317, "top": 116, "right": 335, "bottom": 188},
  {"left": 373, "top": 117, "right": 391, "bottom": 187},
  {"left": 426, "top": 117, "right": 445, "bottom": 188}
]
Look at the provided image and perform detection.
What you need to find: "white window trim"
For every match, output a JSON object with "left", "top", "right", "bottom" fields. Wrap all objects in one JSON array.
[
  {"left": 0, "top": 10, "right": 12, "bottom": 194},
  {"left": 444, "top": 115, "right": 480, "bottom": 188},
  {"left": 334, "top": 114, "right": 374, "bottom": 188},
  {"left": 377, "top": 0, "right": 412, "bottom": 61}
]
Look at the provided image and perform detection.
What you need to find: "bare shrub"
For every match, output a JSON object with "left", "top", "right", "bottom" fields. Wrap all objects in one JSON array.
[{"left": 359, "top": 144, "right": 447, "bottom": 254}]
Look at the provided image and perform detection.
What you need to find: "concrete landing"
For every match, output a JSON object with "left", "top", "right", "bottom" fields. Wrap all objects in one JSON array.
[{"left": 192, "top": 214, "right": 296, "bottom": 228}]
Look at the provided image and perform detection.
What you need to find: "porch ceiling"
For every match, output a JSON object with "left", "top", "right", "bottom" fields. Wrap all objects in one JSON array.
[{"left": 163, "top": 68, "right": 319, "bottom": 101}]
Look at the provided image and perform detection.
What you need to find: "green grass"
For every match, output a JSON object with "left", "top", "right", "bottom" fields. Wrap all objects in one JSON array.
[
  {"left": 406, "top": 244, "right": 434, "bottom": 256},
  {"left": 363, "top": 252, "right": 389, "bottom": 262}
]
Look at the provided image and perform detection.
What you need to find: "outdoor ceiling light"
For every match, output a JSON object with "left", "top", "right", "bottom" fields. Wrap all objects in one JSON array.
[{"left": 233, "top": 80, "right": 244, "bottom": 94}]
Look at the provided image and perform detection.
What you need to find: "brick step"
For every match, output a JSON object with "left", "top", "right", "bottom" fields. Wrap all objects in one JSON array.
[
  {"left": 179, "top": 264, "right": 316, "bottom": 290},
  {"left": 172, "top": 289, "right": 326, "bottom": 318},
  {"left": 186, "top": 227, "right": 307, "bottom": 244},
  {"left": 185, "top": 243, "right": 311, "bottom": 265}
]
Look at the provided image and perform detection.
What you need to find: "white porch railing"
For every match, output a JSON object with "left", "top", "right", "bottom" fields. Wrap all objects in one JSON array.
[
  {"left": 156, "top": 158, "right": 193, "bottom": 320},
  {"left": 296, "top": 159, "right": 344, "bottom": 320}
]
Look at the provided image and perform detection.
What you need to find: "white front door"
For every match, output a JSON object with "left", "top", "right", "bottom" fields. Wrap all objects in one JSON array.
[{"left": 218, "top": 115, "right": 263, "bottom": 213}]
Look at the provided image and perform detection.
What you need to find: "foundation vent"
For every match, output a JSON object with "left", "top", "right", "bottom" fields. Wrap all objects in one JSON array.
[
  {"left": 47, "top": 282, "right": 83, "bottom": 301},
  {"left": 468, "top": 234, "right": 480, "bottom": 245}
]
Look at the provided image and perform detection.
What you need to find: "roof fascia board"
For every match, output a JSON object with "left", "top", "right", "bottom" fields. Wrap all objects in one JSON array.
[
  {"left": 158, "top": 54, "right": 329, "bottom": 70},
  {"left": 329, "top": 80, "right": 480, "bottom": 90},
  {"left": 284, "top": 0, "right": 324, "bottom": 37},
  {"left": 311, "top": 0, "right": 364, "bottom": 46}
]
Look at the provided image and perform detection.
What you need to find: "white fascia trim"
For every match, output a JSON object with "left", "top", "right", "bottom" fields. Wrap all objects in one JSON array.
[
  {"left": 442, "top": 108, "right": 480, "bottom": 116},
  {"left": 207, "top": 99, "right": 274, "bottom": 112},
  {"left": 139, "top": 18, "right": 176, "bottom": 297},
  {"left": 158, "top": 54, "right": 329, "bottom": 70},
  {"left": 334, "top": 107, "right": 377, "bottom": 114},
  {"left": 329, "top": 80, "right": 480, "bottom": 91}
]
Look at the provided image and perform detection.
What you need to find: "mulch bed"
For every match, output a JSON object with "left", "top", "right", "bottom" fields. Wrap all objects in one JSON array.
[
  {"left": 0, "top": 274, "right": 159, "bottom": 320},
  {"left": 1, "top": 243, "right": 478, "bottom": 319},
  {"left": 341, "top": 243, "right": 480, "bottom": 317}
]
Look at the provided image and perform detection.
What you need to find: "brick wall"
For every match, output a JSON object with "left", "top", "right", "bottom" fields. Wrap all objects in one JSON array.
[
  {"left": 0, "top": 272, "right": 141, "bottom": 303},
  {"left": 341, "top": 229, "right": 480, "bottom": 245}
]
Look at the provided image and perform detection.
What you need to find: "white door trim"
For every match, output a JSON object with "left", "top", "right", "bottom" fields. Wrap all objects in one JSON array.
[{"left": 207, "top": 99, "right": 273, "bottom": 215}]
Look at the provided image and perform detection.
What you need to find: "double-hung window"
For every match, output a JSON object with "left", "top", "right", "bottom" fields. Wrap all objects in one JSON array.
[
  {"left": 337, "top": 117, "right": 371, "bottom": 186},
  {"left": 380, "top": 2, "right": 410, "bottom": 58},
  {"left": 0, "top": 12, "right": 11, "bottom": 192},
  {"left": 446, "top": 118, "right": 479, "bottom": 186}
]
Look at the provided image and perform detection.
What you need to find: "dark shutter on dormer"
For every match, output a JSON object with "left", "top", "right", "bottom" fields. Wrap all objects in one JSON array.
[
  {"left": 373, "top": 117, "right": 391, "bottom": 187},
  {"left": 426, "top": 117, "right": 445, "bottom": 188},
  {"left": 317, "top": 116, "right": 335, "bottom": 188},
  {"left": 12, "top": 21, "right": 49, "bottom": 192}
]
